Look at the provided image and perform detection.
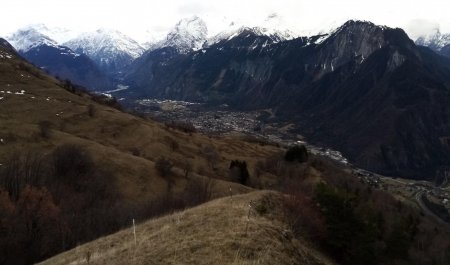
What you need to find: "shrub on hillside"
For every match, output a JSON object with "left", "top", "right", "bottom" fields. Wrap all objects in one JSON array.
[
  {"left": 165, "top": 120, "right": 196, "bottom": 134},
  {"left": 282, "top": 181, "right": 326, "bottom": 241},
  {"left": 155, "top": 157, "right": 173, "bottom": 178},
  {"left": 0, "top": 151, "right": 46, "bottom": 201},
  {"left": 164, "top": 136, "right": 179, "bottom": 152},
  {"left": 314, "top": 183, "right": 382, "bottom": 265},
  {"left": 155, "top": 157, "right": 174, "bottom": 191},
  {"left": 38, "top": 121, "right": 53, "bottom": 139},
  {"left": 87, "top": 104, "right": 96, "bottom": 117},
  {"left": 182, "top": 160, "right": 193, "bottom": 178},
  {"left": 52, "top": 144, "right": 93, "bottom": 185},
  {"left": 90, "top": 94, "right": 122, "bottom": 110},
  {"left": 229, "top": 160, "right": 250, "bottom": 185},
  {"left": 284, "top": 145, "right": 308, "bottom": 163}
]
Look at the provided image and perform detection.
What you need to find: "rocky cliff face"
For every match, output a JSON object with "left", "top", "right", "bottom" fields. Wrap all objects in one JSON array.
[{"left": 313, "top": 21, "right": 388, "bottom": 72}]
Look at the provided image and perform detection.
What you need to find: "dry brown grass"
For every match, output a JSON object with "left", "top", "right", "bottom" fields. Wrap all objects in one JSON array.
[
  {"left": 38, "top": 191, "right": 335, "bottom": 265},
  {"left": 0, "top": 50, "right": 281, "bottom": 204},
  {"left": 1, "top": 46, "right": 335, "bottom": 265}
]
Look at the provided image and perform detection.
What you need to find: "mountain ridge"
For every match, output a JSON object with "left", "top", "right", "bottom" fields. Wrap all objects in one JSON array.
[
  {"left": 64, "top": 28, "right": 145, "bottom": 75},
  {"left": 121, "top": 20, "right": 450, "bottom": 180},
  {"left": 6, "top": 27, "right": 112, "bottom": 90}
]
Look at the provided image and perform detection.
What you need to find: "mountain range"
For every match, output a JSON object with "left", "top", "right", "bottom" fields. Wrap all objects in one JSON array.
[
  {"left": 4, "top": 18, "right": 450, "bottom": 181},
  {"left": 2, "top": 19, "right": 450, "bottom": 265},
  {"left": 64, "top": 28, "right": 145, "bottom": 76},
  {"left": 7, "top": 27, "right": 112, "bottom": 90},
  {"left": 120, "top": 20, "right": 450, "bottom": 181},
  {"left": 4, "top": 16, "right": 299, "bottom": 83}
]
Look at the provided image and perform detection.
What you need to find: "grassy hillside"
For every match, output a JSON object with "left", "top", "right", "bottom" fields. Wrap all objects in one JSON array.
[
  {"left": 0, "top": 42, "right": 283, "bottom": 264},
  {"left": 39, "top": 191, "right": 335, "bottom": 265},
  {"left": 0, "top": 45, "right": 279, "bottom": 204}
]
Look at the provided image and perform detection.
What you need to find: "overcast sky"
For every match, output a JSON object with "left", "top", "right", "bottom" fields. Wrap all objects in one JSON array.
[{"left": 1, "top": 0, "right": 450, "bottom": 42}]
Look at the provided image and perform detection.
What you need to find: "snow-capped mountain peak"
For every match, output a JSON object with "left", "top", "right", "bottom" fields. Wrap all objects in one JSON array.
[
  {"left": 27, "top": 23, "right": 79, "bottom": 43},
  {"left": 207, "top": 13, "right": 298, "bottom": 46},
  {"left": 207, "top": 25, "right": 297, "bottom": 46},
  {"left": 65, "top": 29, "right": 144, "bottom": 59},
  {"left": 6, "top": 27, "right": 58, "bottom": 52},
  {"left": 63, "top": 28, "right": 145, "bottom": 74},
  {"left": 161, "top": 16, "right": 208, "bottom": 53}
]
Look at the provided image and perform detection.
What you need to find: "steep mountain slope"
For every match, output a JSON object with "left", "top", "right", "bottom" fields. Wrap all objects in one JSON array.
[
  {"left": 64, "top": 29, "right": 145, "bottom": 75},
  {"left": 0, "top": 39, "right": 281, "bottom": 264},
  {"left": 124, "top": 27, "right": 306, "bottom": 100},
  {"left": 0, "top": 37, "right": 278, "bottom": 204},
  {"left": 123, "top": 20, "right": 450, "bottom": 180},
  {"left": 6, "top": 27, "right": 112, "bottom": 90}
]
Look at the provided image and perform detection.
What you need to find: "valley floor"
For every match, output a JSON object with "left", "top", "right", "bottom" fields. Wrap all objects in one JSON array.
[{"left": 125, "top": 97, "right": 450, "bottom": 223}]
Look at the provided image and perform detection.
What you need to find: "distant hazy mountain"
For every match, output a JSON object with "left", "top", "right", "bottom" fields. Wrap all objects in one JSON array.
[
  {"left": 20, "top": 23, "right": 79, "bottom": 43},
  {"left": 415, "top": 29, "right": 450, "bottom": 57},
  {"left": 207, "top": 13, "right": 298, "bottom": 46}
]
